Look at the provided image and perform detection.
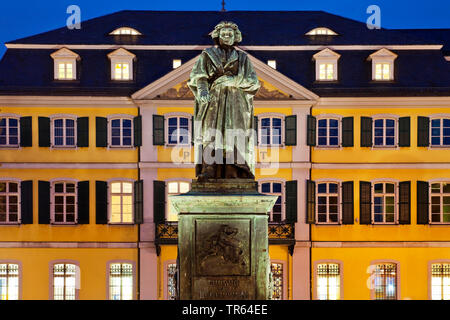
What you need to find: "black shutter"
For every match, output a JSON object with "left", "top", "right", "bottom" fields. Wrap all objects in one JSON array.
[
  {"left": 359, "top": 181, "right": 372, "bottom": 224},
  {"left": 417, "top": 116, "right": 430, "bottom": 147},
  {"left": 134, "top": 115, "right": 142, "bottom": 147},
  {"left": 285, "top": 115, "right": 297, "bottom": 146},
  {"left": 38, "top": 181, "right": 50, "bottom": 224},
  {"left": 306, "top": 180, "right": 315, "bottom": 224},
  {"left": 153, "top": 115, "right": 165, "bottom": 146},
  {"left": 360, "top": 117, "right": 373, "bottom": 147},
  {"left": 95, "top": 181, "right": 108, "bottom": 224},
  {"left": 398, "top": 117, "right": 410, "bottom": 147},
  {"left": 341, "top": 181, "right": 354, "bottom": 224},
  {"left": 38, "top": 117, "right": 50, "bottom": 147},
  {"left": 134, "top": 180, "right": 144, "bottom": 224},
  {"left": 20, "top": 180, "right": 33, "bottom": 224},
  {"left": 19, "top": 117, "right": 32, "bottom": 147},
  {"left": 417, "top": 181, "right": 429, "bottom": 224},
  {"left": 285, "top": 180, "right": 297, "bottom": 223},
  {"left": 398, "top": 181, "right": 411, "bottom": 224},
  {"left": 153, "top": 180, "right": 166, "bottom": 223},
  {"left": 77, "top": 117, "right": 89, "bottom": 147},
  {"left": 253, "top": 116, "right": 258, "bottom": 145},
  {"left": 96, "top": 117, "right": 108, "bottom": 147},
  {"left": 77, "top": 181, "right": 90, "bottom": 224},
  {"left": 341, "top": 117, "right": 354, "bottom": 147},
  {"left": 307, "top": 115, "right": 316, "bottom": 146}
]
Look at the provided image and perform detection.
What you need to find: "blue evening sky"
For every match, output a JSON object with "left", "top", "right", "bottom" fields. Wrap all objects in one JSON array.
[{"left": 0, "top": 0, "right": 448, "bottom": 57}]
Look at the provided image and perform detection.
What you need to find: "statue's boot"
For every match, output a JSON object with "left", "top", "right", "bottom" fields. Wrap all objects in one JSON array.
[{"left": 197, "top": 164, "right": 216, "bottom": 181}]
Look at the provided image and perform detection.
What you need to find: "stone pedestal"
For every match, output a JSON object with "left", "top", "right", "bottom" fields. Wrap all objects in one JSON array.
[{"left": 169, "top": 179, "right": 277, "bottom": 300}]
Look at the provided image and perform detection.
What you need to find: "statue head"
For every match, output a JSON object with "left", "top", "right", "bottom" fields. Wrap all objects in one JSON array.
[{"left": 211, "top": 21, "right": 242, "bottom": 46}]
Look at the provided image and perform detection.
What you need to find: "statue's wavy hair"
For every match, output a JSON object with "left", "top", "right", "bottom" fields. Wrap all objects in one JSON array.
[{"left": 211, "top": 21, "right": 242, "bottom": 45}]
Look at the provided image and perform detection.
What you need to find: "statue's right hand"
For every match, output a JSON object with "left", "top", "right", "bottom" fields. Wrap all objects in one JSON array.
[{"left": 199, "top": 90, "right": 211, "bottom": 104}]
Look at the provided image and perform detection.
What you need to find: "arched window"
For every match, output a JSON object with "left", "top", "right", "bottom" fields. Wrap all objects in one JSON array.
[
  {"left": 305, "top": 27, "right": 338, "bottom": 36},
  {"left": 108, "top": 262, "right": 134, "bottom": 300},
  {"left": 0, "top": 263, "right": 20, "bottom": 300},
  {"left": 110, "top": 27, "right": 142, "bottom": 35},
  {"left": 316, "top": 262, "right": 341, "bottom": 300},
  {"left": 370, "top": 262, "right": 398, "bottom": 300},
  {"left": 51, "top": 262, "right": 79, "bottom": 300}
]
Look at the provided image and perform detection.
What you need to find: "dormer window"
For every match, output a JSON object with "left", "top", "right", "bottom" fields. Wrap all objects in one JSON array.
[
  {"left": 107, "top": 48, "right": 136, "bottom": 81},
  {"left": 368, "top": 48, "right": 397, "bottom": 81},
  {"left": 110, "top": 27, "right": 142, "bottom": 35},
  {"left": 306, "top": 27, "right": 338, "bottom": 36},
  {"left": 313, "top": 48, "right": 340, "bottom": 81},
  {"left": 50, "top": 48, "right": 80, "bottom": 80}
]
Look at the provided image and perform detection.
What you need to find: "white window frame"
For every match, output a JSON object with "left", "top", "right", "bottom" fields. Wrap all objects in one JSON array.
[
  {"left": 429, "top": 180, "right": 450, "bottom": 224},
  {"left": 50, "top": 48, "right": 79, "bottom": 81},
  {"left": 0, "top": 115, "right": 20, "bottom": 148},
  {"left": 314, "top": 260, "right": 343, "bottom": 300},
  {"left": 0, "top": 261, "right": 22, "bottom": 300},
  {"left": 165, "top": 113, "right": 192, "bottom": 146},
  {"left": 258, "top": 113, "right": 285, "bottom": 147},
  {"left": 372, "top": 115, "right": 399, "bottom": 148},
  {"left": 108, "top": 179, "right": 135, "bottom": 225},
  {"left": 107, "top": 48, "right": 135, "bottom": 81},
  {"left": 315, "top": 115, "right": 342, "bottom": 148},
  {"left": 50, "top": 179, "right": 78, "bottom": 225},
  {"left": 0, "top": 179, "right": 21, "bottom": 225},
  {"left": 429, "top": 260, "right": 450, "bottom": 300},
  {"left": 313, "top": 48, "right": 340, "bottom": 81},
  {"left": 315, "top": 180, "right": 342, "bottom": 225},
  {"left": 371, "top": 179, "right": 398, "bottom": 225},
  {"left": 106, "top": 260, "right": 136, "bottom": 300},
  {"left": 50, "top": 115, "right": 77, "bottom": 148},
  {"left": 166, "top": 179, "right": 192, "bottom": 222},
  {"left": 49, "top": 260, "right": 80, "bottom": 300},
  {"left": 270, "top": 260, "right": 287, "bottom": 300},
  {"left": 108, "top": 115, "right": 134, "bottom": 148},
  {"left": 369, "top": 260, "right": 400, "bottom": 300},
  {"left": 305, "top": 27, "right": 338, "bottom": 36},
  {"left": 368, "top": 48, "right": 397, "bottom": 81},
  {"left": 110, "top": 27, "right": 142, "bottom": 35},
  {"left": 258, "top": 179, "right": 285, "bottom": 222},
  {"left": 430, "top": 116, "right": 450, "bottom": 148},
  {"left": 163, "top": 260, "right": 177, "bottom": 300}
]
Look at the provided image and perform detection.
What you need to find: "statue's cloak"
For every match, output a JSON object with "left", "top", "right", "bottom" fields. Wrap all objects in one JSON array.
[{"left": 188, "top": 46, "right": 260, "bottom": 177}]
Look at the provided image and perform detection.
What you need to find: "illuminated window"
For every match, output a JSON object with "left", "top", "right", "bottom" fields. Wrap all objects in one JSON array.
[
  {"left": 271, "top": 263, "right": 283, "bottom": 300},
  {"left": 167, "top": 116, "right": 190, "bottom": 145},
  {"left": 430, "top": 182, "right": 450, "bottom": 223},
  {"left": 52, "top": 118, "right": 76, "bottom": 147},
  {"left": 317, "top": 263, "right": 340, "bottom": 300},
  {"left": 114, "top": 63, "right": 130, "bottom": 80},
  {"left": 108, "top": 48, "right": 135, "bottom": 81},
  {"left": 316, "top": 182, "right": 340, "bottom": 224},
  {"left": 373, "top": 118, "right": 396, "bottom": 147},
  {"left": 110, "top": 181, "right": 133, "bottom": 224},
  {"left": 167, "top": 181, "right": 190, "bottom": 221},
  {"left": 372, "top": 263, "right": 397, "bottom": 300},
  {"left": 313, "top": 49, "right": 340, "bottom": 81},
  {"left": 431, "top": 263, "right": 450, "bottom": 300},
  {"left": 0, "top": 117, "right": 19, "bottom": 147},
  {"left": 317, "top": 118, "right": 339, "bottom": 146},
  {"left": 0, "top": 181, "right": 19, "bottom": 224},
  {"left": 375, "top": 63, "right": 390, "bottom": 80},
  {"left": 53, "top": 263, "right": 77, "bottom": 300},
  {"left": 173, "top": 59, "right": 182, "bottom": 69},
  {"left": 109, "top": 263, "right": 134, "bottom": 300},
  {"left": 110, "top": 118, "right": 133, "bottom": 147},
  {"left": 51, "top": 48, "right": 79, "bottom": 80},
  {"left": 52, "top": 182, "right": 77, "bottom": 224},
  {"left": 369, "top": 48, "right": 397, "bottom": 81},
  {"left": 260, "top": 181, "right": 284, "bottom": 222},
  {"left": 431, "top": 118, "right": 450, "bottom": 146},
  {"left": 319, "top": 63, "right": 335, "bottom": 80},
  {"left": 110, "top": 27, "right": 141, "bottom": 35},
  {"left": 167, "top": 263, "right": 177, "bottom": 300},
  {"left": 267, "top": 60, "right": 276, "bottom": 69},
  {"left": 306, "top": 27, "right": 338, "bottom": 35},
  {"left": 0, "top": 264, "right": 19, "bottom": 300},
  {"left": 260, "top": 117, "right": 283, "bottom": 146},
  {"left": 373, "top": 182, "right": 396, "bottom": 224}
]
